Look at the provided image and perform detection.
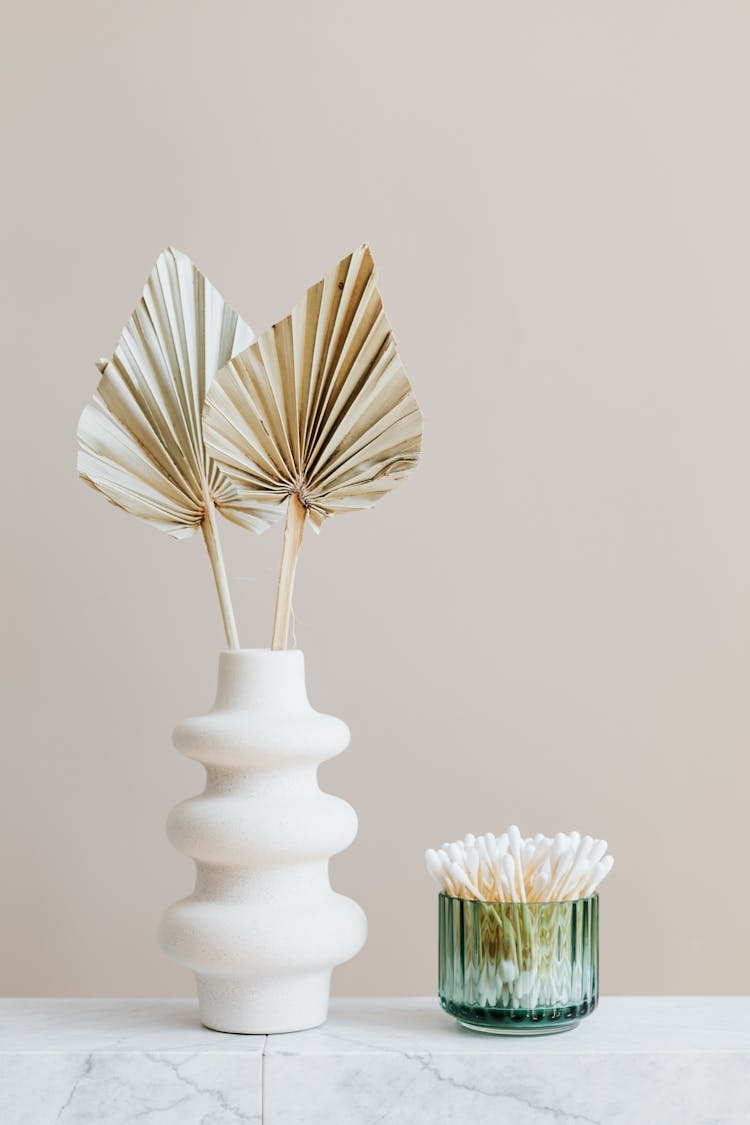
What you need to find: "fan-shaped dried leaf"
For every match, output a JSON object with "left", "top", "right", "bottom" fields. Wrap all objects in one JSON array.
[
  {"left": 77, "top": 246, "right": 277, "bottom": 539},
  {"left": 202, "top": 244, "right": 423, "bottom": 532}
]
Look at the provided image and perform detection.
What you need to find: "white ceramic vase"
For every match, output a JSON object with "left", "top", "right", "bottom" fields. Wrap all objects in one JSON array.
[{"left": 159, "top": 649, "right": 367, "bottom": 1034}]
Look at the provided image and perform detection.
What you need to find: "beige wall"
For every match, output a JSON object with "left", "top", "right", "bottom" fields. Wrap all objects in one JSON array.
[{"left": 2, "top": 0, "right": 749, "bottom": 999}]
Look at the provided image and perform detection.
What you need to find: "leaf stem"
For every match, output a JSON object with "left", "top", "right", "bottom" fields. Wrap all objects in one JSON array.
[
  {"left": 201, "top": 500, "right": 239, "bottom": 650},
  {"left": 271, "top": 493, "right": 307, "bottom": 650}
]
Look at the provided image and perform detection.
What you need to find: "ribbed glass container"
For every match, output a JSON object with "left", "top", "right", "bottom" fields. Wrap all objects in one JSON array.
[{"left": 438, "top": 894, "right": 598, "bottom": 1035}]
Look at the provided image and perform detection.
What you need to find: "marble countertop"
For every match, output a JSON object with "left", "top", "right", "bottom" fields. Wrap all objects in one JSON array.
[{"left": 1, "top": 997, "right": 748, "bottom": 1123}]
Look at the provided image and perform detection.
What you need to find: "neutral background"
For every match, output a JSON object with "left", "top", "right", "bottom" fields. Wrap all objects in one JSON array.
[{"left": 2, "top": 0, "right": 748, "bottom": 999}]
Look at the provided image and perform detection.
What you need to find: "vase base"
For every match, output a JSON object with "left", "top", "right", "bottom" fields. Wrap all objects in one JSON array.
[{"left": 196, "top": 970, "right": 331, "bottom": 1035}]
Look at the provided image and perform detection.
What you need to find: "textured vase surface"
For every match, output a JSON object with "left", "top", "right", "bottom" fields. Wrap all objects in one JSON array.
[{"left": 159, "top": 649, "right": 367, "bottom": 1034}]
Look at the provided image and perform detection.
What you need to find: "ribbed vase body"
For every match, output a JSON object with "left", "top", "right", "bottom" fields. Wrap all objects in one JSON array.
[
  {"left": 159, "top": 650, "right": 367, "bottom": 1033},
  {"left": 439, "top": 895, "right": 598, "bottom": 1034}
]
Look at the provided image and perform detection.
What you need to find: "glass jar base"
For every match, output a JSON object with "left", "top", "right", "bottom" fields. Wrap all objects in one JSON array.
[{"left": 457, "top": 1017, "right": 580, "bottom": 1036}]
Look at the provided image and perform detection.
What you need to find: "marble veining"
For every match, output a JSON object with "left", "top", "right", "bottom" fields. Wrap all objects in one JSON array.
[
  {"left": 1, "top": 998, "right": 748, "bottom": 1124},
  {"left": 0, "top": 1000, "right": 264, "bottom": 1125}
]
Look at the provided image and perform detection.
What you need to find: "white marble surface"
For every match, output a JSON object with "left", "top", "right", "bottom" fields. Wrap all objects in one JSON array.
[
  {"left": 1, "top": 997, "right": 748, "bottom": 1124},
  {"left": 0, "top": 1000, "right": 264, "bottom": 1124}
]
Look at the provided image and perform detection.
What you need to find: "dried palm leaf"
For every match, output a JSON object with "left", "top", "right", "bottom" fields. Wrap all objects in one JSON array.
[
  {"left": 203, "top": 244, "right": 423, "bottom": 649},
  {"left": 77, "top": 247, "right": 273, "bottom": 648}
]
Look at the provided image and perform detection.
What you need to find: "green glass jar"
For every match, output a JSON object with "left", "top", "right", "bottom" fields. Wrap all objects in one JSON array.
[{"left": 438, "top": 894, "right": 598, "bottom": 1035}]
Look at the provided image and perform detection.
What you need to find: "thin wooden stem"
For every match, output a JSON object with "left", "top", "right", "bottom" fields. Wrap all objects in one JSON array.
[
  {"left": 271, "top": 493, "right": 307, "bottom": 650},
  {"left": 201, "top": 501, "right": 239, "bottom": 650}
]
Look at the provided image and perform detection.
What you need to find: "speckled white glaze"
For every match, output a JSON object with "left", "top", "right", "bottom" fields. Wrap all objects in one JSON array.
[{"left": 159, "top": 650, "right": 367, "bottom": 1034}]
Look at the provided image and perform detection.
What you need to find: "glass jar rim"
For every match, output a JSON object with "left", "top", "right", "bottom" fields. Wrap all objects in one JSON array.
[{"left": 438, "top": 892, "right": 598, "bottom": 907}]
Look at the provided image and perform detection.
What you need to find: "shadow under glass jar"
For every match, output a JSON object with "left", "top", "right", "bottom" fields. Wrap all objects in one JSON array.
[{"left": 438, "top": 894, "right": 598, "bottom": 1035}]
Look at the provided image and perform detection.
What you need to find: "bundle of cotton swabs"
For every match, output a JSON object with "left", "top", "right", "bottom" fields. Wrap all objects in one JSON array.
[{"left": 425, "top": 826, "right": 614, "bottom": 903}]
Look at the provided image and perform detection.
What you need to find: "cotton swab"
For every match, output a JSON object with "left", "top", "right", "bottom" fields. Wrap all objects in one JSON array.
[{"left": 425, "top": 827, "right": 614, "bottom": 903}]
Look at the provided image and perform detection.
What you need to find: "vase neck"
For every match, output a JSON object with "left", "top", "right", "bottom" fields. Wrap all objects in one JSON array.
[{"left": 214, "top": 650, "right": 308, "bottom": 710}]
